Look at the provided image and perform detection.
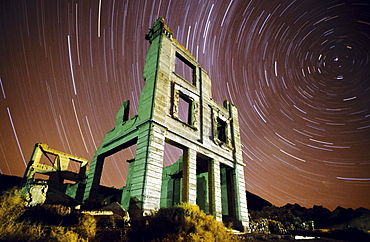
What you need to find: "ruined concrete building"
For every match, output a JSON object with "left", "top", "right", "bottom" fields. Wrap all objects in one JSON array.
[
  {"left": 83, "top": 17, "right": 249, "bottom": 230},
  {"left": 21, "top": 17, "right": 249, "bottom": 231},
  {"left": 21, "top": 143, "right": 88, "bottom": 206}
]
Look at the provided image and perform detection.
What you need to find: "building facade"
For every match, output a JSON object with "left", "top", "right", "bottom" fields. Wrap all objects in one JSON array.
[{"left": 83, "top": 17, "right": 249, "bottom": 231}]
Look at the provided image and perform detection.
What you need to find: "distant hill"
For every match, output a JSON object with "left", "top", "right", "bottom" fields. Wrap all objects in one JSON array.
[
  {"left": 246, "top": 190, "right": 272, "bottom": 211},
  {"left": 250, "top": 202, "right": 370, "bottom": 231},
  {"left": 0, "top": 173, "right": 22, "bottom": 192}
]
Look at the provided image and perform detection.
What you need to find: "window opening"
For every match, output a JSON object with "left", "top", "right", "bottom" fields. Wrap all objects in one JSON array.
[
  {"left": 37, "top": 154, "right": 82, "bottom": 184},
  {"left": 217, "top": 118, "right": 227, "bottom": 142},
  {"left": 100, "top": 143, "right": 137, "bottom": 189},
  {"left": 175, "top": 53, "right": 195, "bottom": 84},
  {"left": 39, "top": 153, "right": 57, "bottom": 167},
  {"left": 196, "top": 154, "right": 211, "bottom": 214},
  {"left": 67, "top": 159, "right": 81, "bottom": 174},
  {"left": 178, "top": 94, "right": 192, "bottom": 125},
  {"left": 33, "top": 173, "right": 49, "bottom": 181}
]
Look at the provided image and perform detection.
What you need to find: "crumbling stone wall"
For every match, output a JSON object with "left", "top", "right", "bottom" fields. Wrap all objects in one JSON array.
[
  {"left": 83, "top": 17, "right": 249, "bottom": 231},
  {"left": 21, "top": 143, "right": 89, "bottom": 206}
]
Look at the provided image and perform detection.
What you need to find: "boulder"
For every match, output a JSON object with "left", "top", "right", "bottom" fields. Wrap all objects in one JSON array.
[{"left": 101, "top": 202, "right": 130, "bottom": 223}]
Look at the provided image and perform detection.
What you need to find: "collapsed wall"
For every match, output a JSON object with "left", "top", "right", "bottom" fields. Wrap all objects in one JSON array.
[{"left": 21, "top": 143, "right": 89, "bottom": 206}]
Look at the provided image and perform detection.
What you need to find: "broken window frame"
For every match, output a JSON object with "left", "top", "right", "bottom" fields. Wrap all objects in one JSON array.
[
  {"left": 178, "top": 93, "right": 193, "bottom": 125},
  {"left": 99, "top": 142, "right": 137, "bottom": 188},
  {"left": 172, "top": 86, "right": 198, "bottom": 129},
  {"left": 212, "top": 110, "right": 233, "bottom": 150},
  {"left": 216, "top": 118, "right": 227, "bottom": 143},
  {"left": 174, "top": 52, "right": 196, "bottom": 85}
]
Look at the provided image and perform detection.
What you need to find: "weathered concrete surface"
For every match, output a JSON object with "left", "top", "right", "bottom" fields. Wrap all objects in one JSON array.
[
  {"left": 21, "top": 143, "right": 89, "bottom": 206},
  {"left": 83, "top": 17, "right": 249, "bottom": 231},
  {"left": 24, "top": 181, "right": 48, "bottom": 207}
]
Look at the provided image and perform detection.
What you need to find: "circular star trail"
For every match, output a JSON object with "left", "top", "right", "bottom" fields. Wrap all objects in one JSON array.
[{"left": 0, "top": 0, "right": 369, "bottom": 210}]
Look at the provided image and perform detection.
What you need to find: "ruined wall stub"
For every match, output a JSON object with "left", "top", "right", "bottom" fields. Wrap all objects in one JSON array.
[
  {"left": 21, "top": 143, "right": 89, "bottom": 205},
  {"left": 83, "top": 17, "right": 249, "bottom": 231}
]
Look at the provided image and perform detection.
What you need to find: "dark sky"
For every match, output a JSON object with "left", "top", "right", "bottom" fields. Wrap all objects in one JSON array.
[{"left": 1, "top": 0, "right": 369, "bottom": 211}]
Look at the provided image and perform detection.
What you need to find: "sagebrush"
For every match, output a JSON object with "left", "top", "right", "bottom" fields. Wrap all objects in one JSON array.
[
  {"left": 0, "top": 188, "right": 96, "bottom": 241},
  {"left": 145, "top": 202, "right": 240, "bottom": 242}
]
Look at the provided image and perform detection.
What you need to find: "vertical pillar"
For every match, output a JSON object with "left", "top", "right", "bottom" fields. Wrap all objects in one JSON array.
[
  {"left": 210, "top": 159, "right": 222, "bottom": 221},
  {"left": 182, "top": 148, "right": 197, "bottom": 204},
  {"left": 226, "top": 101, "right": 249, "bottom": 231},
  {"left": 83, "top": 154, "right": 104, "bottom": 201},
  {"left": 233, "top": 163, "right": 249, "bottom": 231},
  {"left": 142, "top": 124, "right": 166, "bottom": 214},
  {"left": 126, "top": 122, "right": 166, "bottom": 218}
]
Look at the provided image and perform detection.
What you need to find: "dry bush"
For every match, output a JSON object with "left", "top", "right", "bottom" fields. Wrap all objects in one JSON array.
[
  {"left": 49, "top": 226, "right": 80, "bottom": 242},
  {"left": 0, "top": 188, "right": 25, "bottom": 220},
  {"left": 42, "top": 204, "right": 71, "bottom": 216},
  {"left": 146, "top": 203, "right": 240, "bottom": 242},
  {"left": 0, "top": 188, "right": 96, "bottom": 241},
  {"left": 48, "top": 214, "right": 97, "bottom": 242},
  {"left": 76, "top": 214, "right": 97, "bottom": 239},
  {"left": 0, "top": 188, "right": 26, "bottom": 239},
  {"left": 0, "top": 188, "right": 47, "bottom": 240},
  {"left": 17, "top": 224, "right": 46, "bottom": 241}
]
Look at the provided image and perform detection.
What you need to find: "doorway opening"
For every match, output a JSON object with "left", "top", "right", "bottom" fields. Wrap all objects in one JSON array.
[
  {"left": 220, "top": 164, "right": 236, "bottom": 223},
  {"left": 196, "top": 154, "right": 211, "bottom": 214},
  {"left": 99, "top": 139, "right": 137, "bottom": 203},
  {"left": 161, "top": 141, "right": 185, "bottom": 207}
]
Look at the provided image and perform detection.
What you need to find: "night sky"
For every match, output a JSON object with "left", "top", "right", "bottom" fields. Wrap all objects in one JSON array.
[{"left": 1, "top": 0, "right": 369, "bottom": 211}]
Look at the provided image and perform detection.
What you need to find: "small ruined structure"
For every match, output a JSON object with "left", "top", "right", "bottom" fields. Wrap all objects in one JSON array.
[
  {"left": 83, "top": 17, "right": 249, "bottom": 230},
  {"left": 21, "top": 143, "right": 89, "bottom": 206}
]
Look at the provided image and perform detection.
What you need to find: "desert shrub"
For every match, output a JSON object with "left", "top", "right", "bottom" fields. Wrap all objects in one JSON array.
[
  {"left": 21, "top": 203, "right": 74, "bottom": 226},
  {"left": 268, "top": 219, "right": 287, "bottom": 234},
  {"left": 145, "top": 203, "right": 240, "bottom": 241},
  {"left": 17, "top": 224, "right": 46, "bottom": 241},
  {"left": 1, "top": 223, "right": 46, "bottom": 241},
  {"left": 75, "top": 214, "right": 97, "bottom": 239},
  {"left": 49, "top": 226, "right": 80, "bottom": 242},
  {"left": 0, "top": 188, "right": 96, "bottom": 241},
  {"left": 0, "top": 188, "right": 25, "bottom": 220},
  {"left": 0, "top": 188, "right": 47, "bottom": 241},
  {"left": 43, "top": 204, "right": 71, "bottom": 216},
  {"left": 0, "top": 188, "right": 26, "bottom": 239}
]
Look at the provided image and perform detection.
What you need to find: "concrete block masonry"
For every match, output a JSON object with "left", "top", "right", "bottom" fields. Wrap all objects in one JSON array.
[
  {"left": 84, "top": 17, "right": 249, "bottom": 231},
  {"left": 21, "top": 17, "right": 249, "bottom": 232}
]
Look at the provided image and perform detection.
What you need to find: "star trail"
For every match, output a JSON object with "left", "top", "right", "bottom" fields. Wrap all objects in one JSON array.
[{"left": 0, "top": 0, "right": 369, "bottom": 210}]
